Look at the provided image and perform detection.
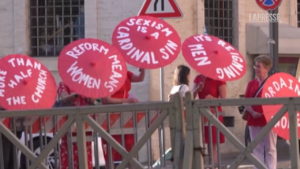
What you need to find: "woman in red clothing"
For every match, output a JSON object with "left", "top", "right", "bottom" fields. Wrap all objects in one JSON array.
[
  {"left": 101, "top": 68, "right": 145, "bottom": 169},
  {"left": 57, "top": 82, "right": 95, "bottom": 169},
  {"left": 244, "top": 55, "right": 276, "bottom": 169},
  {"left": 192, "top": 74, "right": 226, "bottom": 164}
]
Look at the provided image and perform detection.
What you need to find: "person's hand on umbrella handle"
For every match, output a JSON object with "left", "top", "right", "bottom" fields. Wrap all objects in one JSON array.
[
  {"left": 195, "top": 82, "right": 204, "bottom": 92},
  {"left": 139, "top": 68, "right": 145, "bottom": 72},
  {"left": 205, "top": 94, "right": 214, "bottom": 99},
  {"left": 125, "top": 98, "right": 139, "bottom": 103},
  {"left": 251, "top": 111, "right": 263, "bottom": 119}
]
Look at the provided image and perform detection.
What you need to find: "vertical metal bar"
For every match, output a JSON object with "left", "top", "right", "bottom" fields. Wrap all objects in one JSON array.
[
  {"left": 200, "top": 108, "right": 206, "bottom": 166},
  {"left": 158, "top": 110, "right": 165, "bottom": 167},
  {"left": 36, "top": 0, "right": 40, "bottom": 56},
  {"left": 159, "top": 64, "right": 165, "bottom": 167},
  {"left": 12, "top": 118, "right": 18, "bottom": 169},
  {"left": 43, "top": 116, "right": 47, "bottom": 165},
  {"left": 94, "top": 114, "right": 100, "bottom": 169},
  {"left": 62, "top": 0, "right": 65, "bottom": 46},
  {"left": 133, "top": 111, "right": 138, "bottom": 162},
  {"left": 269, "top": 8, "right": 278, "bottom": 74},
  {"left": 25, "top": 126, "right": 30, "bottom": 168},
  {"left": 67, "top": 116, "right": 74, "bottom": 169},
  {"left": 273, "top": 8, "right": 279, "bottom": 73},
  {"left": 208, "top": 111, "right": 213, "bottom": 167},
  {"left": 107, "top": 112, "right": 113, "bottom": 168},
  {"left": 75, "top": 115, "right": 88, "bottom": 169},
  {"left": 53, "top": 115, "right": 58, "bottom": 168},
  {"left": 45, "top": 0, "right": 48, "bottom": 56},
  {"left": 215, "top": 108, "right": 221, "bottom": 169},
  {"left": 192, "top": 106, "right": 205, "bottom": 169},
  {"left": 288, "top": 102, "right": 300, "bottom": 168},
  {"left": 0, "top": 133, "right": 4, "bottom": 169},
  {"left": 120, "top": 111, "right": 125, "bottom": 164},
  {"left": 145, "top": 110, "right": 151, "bottom": 168}
]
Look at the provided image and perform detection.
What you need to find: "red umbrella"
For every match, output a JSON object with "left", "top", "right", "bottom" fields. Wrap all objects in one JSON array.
[
  {"left": 182, "top": 35, "right": 246, "bottom": 81},
  {"left": 58, "top": 38, "right": 127, "bottom": 98},
  {"left": 112, "top": 16, "right": 181, "bottom": 69},
  {"left": 262, "top": 72, "right": 300, "bottom": 140},
  {"left": 0, "top": 54, "right": 57, "bottom": 110}
]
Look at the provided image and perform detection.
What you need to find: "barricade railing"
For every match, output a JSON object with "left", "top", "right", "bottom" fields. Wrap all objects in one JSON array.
[
  {"left": 0, "top": 94, "right": 185, "bottom": 169},
  {"left": 1, "top": 92, "right": 299, "bottom": 169},
  {"left": 182, "top": 91, "right": 300, "bottom": 169}
]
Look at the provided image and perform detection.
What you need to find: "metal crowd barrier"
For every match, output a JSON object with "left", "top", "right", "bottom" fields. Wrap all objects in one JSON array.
[
  {"left": 0, "top": 92, "right": 299, "bottom": 169},
  {"left": 0, "top": 97, "right": 183, "bottom": 169},
  {"left": 182, "top": 92, "right": 300, "bottom": 169}
]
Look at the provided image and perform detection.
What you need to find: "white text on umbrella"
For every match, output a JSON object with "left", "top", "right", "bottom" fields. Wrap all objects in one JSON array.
[
  {"left": 65, "top": 42, "right": 110, "bottom": 89},
  {"left": 117, "top": 27, "right": 178, "bottom": 64},
  {"left": 67, "top": 61, "right": 101, "bottom": 89},
  {"left": 216, "top": 53, "right": 244, "bottom": 80},
  {"left": 8, "top": 69, "right": 32, "bottom": 89},
  {"left": 188, "top": 44, "right": 211, "bottom": 66},
  {"left": 216, "top": 40, "right": 244, "bottom": 79},
  {"left": 31, "top": 69, "right": 47, "bottom": 103},
  {"left": 104, "top": 55, "right": 124, "bottom": 92},
  {"left": 66, "top": 43, "right": 109, "bottom": 59},
  {"left": 271, "top": 114, "right": 300, "bottom": 130},
  {"left": 264, "top": 77, "right": 300, "bottom": 98},
  {"left": 8, "top": 58, "right": 41, "bottom": 70},
  {"left": 0, "top": 70, "right": 7, "bottom": 97},
  {"left": 127, "top": 18, "right": 173, "bottom": 37},
  {"left": 6, "top": 96, "right": 26, "bottom": 105},
  {"left": 191, "top": 36, "right": 244, "bottom": 80}
]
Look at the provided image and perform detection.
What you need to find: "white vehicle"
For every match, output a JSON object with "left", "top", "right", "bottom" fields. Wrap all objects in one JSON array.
[{"left": 17, "top": 132, "right": 107, "bottom": 169}]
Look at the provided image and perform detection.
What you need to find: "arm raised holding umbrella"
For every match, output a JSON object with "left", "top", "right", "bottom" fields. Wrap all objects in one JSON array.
[
  {"left": 102, "top": 68, "right": 145, "bottom": 104},
  {"left": 101, "top": 68, "right": 145, "bottom": 169}
]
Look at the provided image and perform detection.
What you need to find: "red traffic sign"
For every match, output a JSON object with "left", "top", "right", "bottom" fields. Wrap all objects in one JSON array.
[
  {"left": 138, "top": 0, "right": 183, "bottom": 18},
  {"left": 255, "top": 0, "right": 282, "bottom": 11}
]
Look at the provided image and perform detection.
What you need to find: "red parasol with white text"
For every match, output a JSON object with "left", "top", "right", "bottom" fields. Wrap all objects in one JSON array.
[
  {"left": 58, "top": 38, "right": 127, "bottom": 98},
  {"left": 0, "top": 54, "right": 57, "bottom": 110},
  {"left": 182, "top": 35, "right": 246, "bottom": 81},
  {"left": 111, "top": 15, "right": 181, "bottom": 69},
  {"left": 262, "top": 72, "right": 300, "bottom": 140}
]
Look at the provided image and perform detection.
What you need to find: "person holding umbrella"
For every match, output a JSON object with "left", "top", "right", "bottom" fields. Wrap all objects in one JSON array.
[
  {"left": 192, "top": 74, "right": 226, "bottom": 165},
  {"left": 101, "top": 68, "right": 145, "bottom": 169},
  {"left": 57, "top": 81, "right": 95, "bottom": 169},
  {"left": 243, "top": 55, "right": 277, "bottom": 169},
  {"left": 181, "top": 34, "right": 246, "bottom": 167},
  {"left": 58, "top": 38, "right": 129, "bottom": 169}
]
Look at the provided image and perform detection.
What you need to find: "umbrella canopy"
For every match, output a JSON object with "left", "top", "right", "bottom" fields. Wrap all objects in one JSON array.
[
  {"left": 182, "top": 34, "right": 246, "bottom": 81},
  {"left": 58, "top": 38, "right": 127, "bottom": 98},
  {"left": 262, "top": 72, "right": 300, "bottom": 140},
  {"left": 112, "top": 15, "right": 181, "bottom": 69},
  {"left": 0, "top": 54, "right": 57, "bottom": 110}
]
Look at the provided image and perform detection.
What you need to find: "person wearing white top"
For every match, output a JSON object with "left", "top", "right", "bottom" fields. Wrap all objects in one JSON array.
[
  {"left": 169, "top": 65, "right": 191, "bottom": 99},
  {"left": 169, "top": 65, "right": 203, "bottom": 100}
]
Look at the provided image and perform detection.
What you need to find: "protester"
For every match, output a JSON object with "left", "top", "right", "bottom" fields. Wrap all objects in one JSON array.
[
  {"left": 244, "top": 55, "right": 277, "bottom": 169},
  {"left": 0, "top": 105, "right": 22, "bottom": 169},
  {"left": 101, "top": 68, "right": 145, "bottom": 169},
  {"left": 192, "top": 74, "right": 226, "bottom": 165},
  {"left": 169, "top": 65, "right": 191, "bottom": 99},
  {"left": 57, "top": 81, "right": 95, "bottom": 169}
]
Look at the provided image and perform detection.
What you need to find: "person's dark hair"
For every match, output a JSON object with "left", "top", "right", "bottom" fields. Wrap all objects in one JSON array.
[{"left": 173, "top": 65, "right": 190, "bottom": 86}]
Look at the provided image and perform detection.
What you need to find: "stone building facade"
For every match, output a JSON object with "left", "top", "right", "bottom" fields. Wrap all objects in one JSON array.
[{"left": 0, "top": 0, "right": 299, "bottom": 160}]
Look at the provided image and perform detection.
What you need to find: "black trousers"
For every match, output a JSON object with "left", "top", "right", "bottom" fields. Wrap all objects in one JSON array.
[{"left": 2, "top": 131, "right": 22, "bottom": 169}]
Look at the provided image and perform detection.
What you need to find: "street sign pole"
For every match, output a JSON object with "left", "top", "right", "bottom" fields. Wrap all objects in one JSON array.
[
  {"left": 255, "top": 0, "right": 282, "bottom": 75},
  {"left": 138, "top": 0, "right": 183, "bottom": 102},
  {"left": 269, "top": 8, "right": 279, "bottom": 75},
  {"left": 138, "top": 0, "right": 183, "bottom": 166}
]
